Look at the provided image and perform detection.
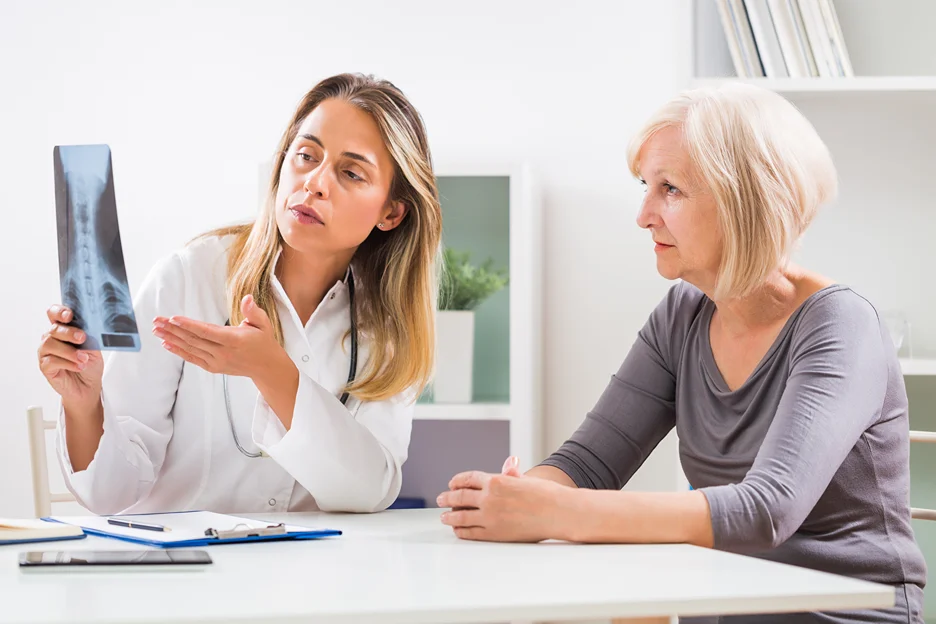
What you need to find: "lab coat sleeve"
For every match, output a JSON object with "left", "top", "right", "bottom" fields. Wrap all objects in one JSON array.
[
  {"left": 251, "top": 377, "right": 415, "bottom": 513},
  {"left": 56, "top": 253, "right": 185, "bottom": 514}
]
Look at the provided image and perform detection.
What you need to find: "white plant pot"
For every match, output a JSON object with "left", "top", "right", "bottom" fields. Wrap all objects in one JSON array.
[{"left": 434, "top": 310, "right": 475, "bottom": 403}]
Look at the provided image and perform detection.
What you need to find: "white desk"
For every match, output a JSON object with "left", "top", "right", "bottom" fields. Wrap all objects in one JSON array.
[{"left": 0, "top": 509, "right": 893, "bottom": 623}]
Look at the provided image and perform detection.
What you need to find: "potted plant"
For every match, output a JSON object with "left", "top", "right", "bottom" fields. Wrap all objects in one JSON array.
[{"left": 433, "top": 248, "right": 509, "bottom": 403}]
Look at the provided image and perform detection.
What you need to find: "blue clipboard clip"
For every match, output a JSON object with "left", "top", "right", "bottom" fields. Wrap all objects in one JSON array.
[{"left": 205, "top": 522, "right": 286, "bottom": 540}]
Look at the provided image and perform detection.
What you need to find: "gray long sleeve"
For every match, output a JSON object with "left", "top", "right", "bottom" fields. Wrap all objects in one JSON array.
[
  {"left": 542, "top": 282, "right": 925, "bottom": 622},
  {"left": 541, "top": 302, "right": 678, "bottom": 490},
  {"left": 701, "top": 288, "right": 885, "bottom": 554}
]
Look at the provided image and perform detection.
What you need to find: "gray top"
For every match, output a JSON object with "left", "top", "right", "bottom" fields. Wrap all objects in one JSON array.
[{"left": 543, "top": 283, "right": 926, "bottom": 623}]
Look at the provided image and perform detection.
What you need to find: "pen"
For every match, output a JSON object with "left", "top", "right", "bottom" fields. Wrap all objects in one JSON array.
[{"left": 107, "top": 517, "right": 171, "bottom": 532}]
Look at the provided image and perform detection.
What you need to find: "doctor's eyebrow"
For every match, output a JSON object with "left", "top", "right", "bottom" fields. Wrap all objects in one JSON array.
[{"left": 297, "top": 134, "right": 375, "bottom": 168}]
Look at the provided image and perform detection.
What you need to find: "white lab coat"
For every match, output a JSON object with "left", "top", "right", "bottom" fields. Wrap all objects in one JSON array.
[{"left": 57, "top": 235, "right": 414, "bottom": 515}]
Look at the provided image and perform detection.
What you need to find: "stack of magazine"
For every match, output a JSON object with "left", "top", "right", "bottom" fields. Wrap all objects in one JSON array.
[{"left": 716, "top": 0, "right": 853, "bottom": 78}]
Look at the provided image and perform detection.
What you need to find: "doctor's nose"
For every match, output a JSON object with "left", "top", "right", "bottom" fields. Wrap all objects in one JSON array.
[{"left": 303, "top": 166, "right": 331, "bottom": 200}]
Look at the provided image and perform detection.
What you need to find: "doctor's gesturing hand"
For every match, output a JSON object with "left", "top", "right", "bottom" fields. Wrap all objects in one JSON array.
[
  {"left": 153, "top": 293, "right": 284, "bottom": 377},
  {"left": 153, "top": 293, "right": 300, "bottom": 426}
]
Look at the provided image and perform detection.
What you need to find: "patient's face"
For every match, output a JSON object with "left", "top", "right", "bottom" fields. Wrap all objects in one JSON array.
[{"left": 635, "top": 125, "right": 722, "bottom": 294}]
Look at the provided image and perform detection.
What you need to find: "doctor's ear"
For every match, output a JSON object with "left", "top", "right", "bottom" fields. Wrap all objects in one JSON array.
[{"left": 376, "top": 201, "right": 408, "bottom": 232}]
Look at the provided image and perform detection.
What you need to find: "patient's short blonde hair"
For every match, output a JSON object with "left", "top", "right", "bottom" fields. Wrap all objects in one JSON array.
[{"left": 627, "top": 83, "right": 837, "bottom": 300}]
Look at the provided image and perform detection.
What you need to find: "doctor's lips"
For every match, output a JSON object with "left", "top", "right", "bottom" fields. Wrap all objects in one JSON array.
[
  {"left": 653, "top": 240, "right": 675, "bottom": 250},
  {"left": 289, "top": 204, "right": 325, "bottom": 226}
]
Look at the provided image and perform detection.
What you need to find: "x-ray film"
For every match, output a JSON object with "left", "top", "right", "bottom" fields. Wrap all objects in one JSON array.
[{"left": 53, "top": 144, "right": 140, "bottom": 351}]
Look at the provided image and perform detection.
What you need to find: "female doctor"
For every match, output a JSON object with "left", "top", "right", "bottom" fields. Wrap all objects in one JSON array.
[{"left": 36, "top": 73, "right": 442, "bottom": 515}]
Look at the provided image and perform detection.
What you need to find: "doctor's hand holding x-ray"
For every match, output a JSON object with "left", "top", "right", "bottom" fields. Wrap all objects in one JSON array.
[{"left": 38, "top": 305, "right": 104, "bottom": 426}]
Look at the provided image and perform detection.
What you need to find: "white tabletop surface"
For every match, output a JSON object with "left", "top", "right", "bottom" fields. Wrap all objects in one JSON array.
[{"left": 0, "top": 509, "right": 894, "bottom": 624}]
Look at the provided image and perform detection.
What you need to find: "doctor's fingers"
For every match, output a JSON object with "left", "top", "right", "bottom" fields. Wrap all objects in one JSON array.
[
  {"left": 46, "top": 305, "right": 73, "bottom": 325},
  {"left": 158, "top": 332, "right": 215, "bottom": 364},
  {"left": 155, "top": 322, "right": 220, "bottom": 355},
  {"left": 160, "top": 340, "right": 212, "bottom": 371},
  {"left": 44, "top": 322, "right": 87, "bottom": 346},
  {"left": 39, "top": 352, "right": 84, "bottom": 375},
  {"left": 39, "top": 332, "right": 88, "bottom": 365}
]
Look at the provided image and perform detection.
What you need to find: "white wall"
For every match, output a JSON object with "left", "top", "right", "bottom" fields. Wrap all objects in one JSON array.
[
  {"left": 0, "top": 0, "right": 691, "bottom": 516},
  {"left": 791, "top": 93, "right": 936, "bottom": 356}
]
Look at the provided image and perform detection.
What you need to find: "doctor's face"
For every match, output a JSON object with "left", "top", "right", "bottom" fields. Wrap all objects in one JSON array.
[{"left": 274, "top": 98, "right": 404, "bottom": 257}]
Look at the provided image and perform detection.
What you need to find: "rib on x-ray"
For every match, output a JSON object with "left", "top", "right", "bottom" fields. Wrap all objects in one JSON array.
[{"left": 53, "top": 144, "right": 140, "bottom": 351}]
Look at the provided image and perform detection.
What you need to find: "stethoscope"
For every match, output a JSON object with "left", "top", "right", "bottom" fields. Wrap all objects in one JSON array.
[{"left": 223, "top": 270, "right": 358, "bottom": 458}]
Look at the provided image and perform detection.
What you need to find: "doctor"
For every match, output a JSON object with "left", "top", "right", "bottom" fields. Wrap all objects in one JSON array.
[{"left": 36, "top": 73, "right": 442, "bottom": 515}]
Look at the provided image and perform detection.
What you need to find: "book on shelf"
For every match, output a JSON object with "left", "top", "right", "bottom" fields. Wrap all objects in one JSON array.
[
  {"left": 745, "top": 0, "right": 789, "bottom": 78},
  {"left": 715, "top": 0, "right": 852, "bottom": 79},
  {"left": 818, "top": 0, "right": 854, "bottom": 77},
  {"left": 716, "top": 0, "right": 765, "bottom": 78},
  {"left": 797, "top": 0, "right": 835, "bottom": 77},
  {"left": 767, "top": 0, "right": 818, "bottom": 77}
]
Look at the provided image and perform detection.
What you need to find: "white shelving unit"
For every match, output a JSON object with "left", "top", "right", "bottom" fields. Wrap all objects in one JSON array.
[
  {"left": 692, "top": 2, "right": 936, "bottom": 618},
  {"left": 396, "top": 164, "right": 543, "bottom": 508},
  {"left": 414, "top": 402, "right": 511, "bottom": 421},
  {"left": 900, "top": 359, "right": 936, "bottom": 377},
  {"left": 690, "top": 76, "right": 936, "bottom": 93},
  {"left": 427, "top": 163, "right": 542, "bottom": 461}
]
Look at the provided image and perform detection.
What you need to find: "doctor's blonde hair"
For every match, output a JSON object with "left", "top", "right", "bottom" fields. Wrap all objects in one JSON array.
[
  {"left": 627, "top": 83, "right": 837, "bottom": 300},
  {"left": 209, "top": 73, "right": 441, "bottom": 402}
]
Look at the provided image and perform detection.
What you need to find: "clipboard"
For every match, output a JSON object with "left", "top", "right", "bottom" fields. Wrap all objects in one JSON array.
[{"left": 46, "top": 511, "right": 341, "bottom": 549}]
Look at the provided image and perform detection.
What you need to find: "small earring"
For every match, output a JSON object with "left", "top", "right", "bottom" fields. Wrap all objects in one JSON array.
[{"left": 377, "top": 222, "right": 385, "bottom": 229}]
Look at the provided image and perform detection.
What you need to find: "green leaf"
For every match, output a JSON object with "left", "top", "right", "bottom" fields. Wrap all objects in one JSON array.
[{"left": 439, "top": 247, "right": 509, "bottom": 311}]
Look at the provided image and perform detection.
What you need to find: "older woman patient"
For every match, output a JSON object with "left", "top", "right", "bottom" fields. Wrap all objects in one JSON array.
[{"left": 437, "top": 84, "right": 926, "bottom": 623}]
